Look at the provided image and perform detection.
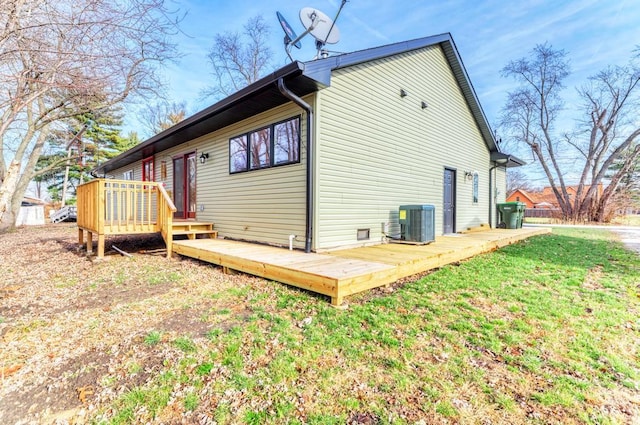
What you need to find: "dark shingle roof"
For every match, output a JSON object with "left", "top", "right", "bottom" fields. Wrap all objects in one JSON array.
[{"left": 94, "top": 33, "right": 512, "bottom": 175}]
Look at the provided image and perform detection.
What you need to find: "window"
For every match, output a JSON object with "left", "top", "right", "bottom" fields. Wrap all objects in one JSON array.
[
  {"left": 472, "top": 172, "right": 479, "bottom": 204},
  {"left": 122, "top": 170, "right": 134, "bottom": 180},
  {"left": 230, "top": 135, "right": 248, "bottom": 173},
  {"left": 274, "top": 119, "right": 300, "bottom": 165},
  {"left": 142, "top": 156, "right": 154, "bottom": 182},
  {"left": 250, "top": 127, "right": 271, "bottom": 169},
  {"left": 229, "top": 116, "right": 300, "bottom": 173}
]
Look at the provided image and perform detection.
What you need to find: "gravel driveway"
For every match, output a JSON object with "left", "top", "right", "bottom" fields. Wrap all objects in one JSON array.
[{"left": 614, "top": 228, "right": 640, "bottom": 254}]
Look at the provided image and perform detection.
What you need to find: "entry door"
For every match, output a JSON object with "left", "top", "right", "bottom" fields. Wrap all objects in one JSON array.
[
  {"left": 173, "top": 152, "right": 197, "bottom": 219},
  {"left": 443, "top": 168, "right": 456, "bottom": 234}
]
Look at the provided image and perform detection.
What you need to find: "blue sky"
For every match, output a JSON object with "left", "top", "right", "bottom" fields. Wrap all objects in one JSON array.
[{"left": 140, "top": 0, "right": 640, "bottom": 185}]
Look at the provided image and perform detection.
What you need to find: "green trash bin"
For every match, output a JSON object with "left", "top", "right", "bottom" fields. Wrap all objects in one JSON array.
[{"left": 497, "top": 202, "right": 524, "bottom": 229}]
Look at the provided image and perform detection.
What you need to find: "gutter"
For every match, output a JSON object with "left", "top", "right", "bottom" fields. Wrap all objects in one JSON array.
[
  {"left": 277, "top": 78, "right": 314, "bottom": 253},
  {"left": 489, "top": 162, "right": 498, "bottom": 228},
  {"left": 489, "top": 160, "right": 507, "bottom": 227}
]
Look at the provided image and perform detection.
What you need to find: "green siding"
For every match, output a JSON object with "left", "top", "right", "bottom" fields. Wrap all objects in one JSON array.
[
  {"left": 110, "top": 101, "right": 308, "bottom": 249},
  {"left": 316, "top": 45, "right": 493, "bottom": 250}
]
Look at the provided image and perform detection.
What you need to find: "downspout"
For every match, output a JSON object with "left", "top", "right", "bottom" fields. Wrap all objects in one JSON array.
[
  {"left": 277, "top": 78, "right": 313, "bottom": 253},
  {"left": 488, "top": 159, "right": 507, "bottom": 227}
]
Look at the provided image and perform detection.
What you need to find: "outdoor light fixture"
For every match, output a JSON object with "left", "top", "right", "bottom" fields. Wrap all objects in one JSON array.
[
  {"left": 199, "top": 152, "right": 209, "bottom": 164},
  {"left": 464, "top": 171, "right": 473, "bottom": 181},
  {"left": 421, "top": 101, "right": 428, "bottom": 109},
  {"left": 400, "top": 89, "right": 408, "bottom": 98}
]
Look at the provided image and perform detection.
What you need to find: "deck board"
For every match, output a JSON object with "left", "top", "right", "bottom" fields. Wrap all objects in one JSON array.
[{"left": 172, "top": 227, "right": 551, "bottom": 305}]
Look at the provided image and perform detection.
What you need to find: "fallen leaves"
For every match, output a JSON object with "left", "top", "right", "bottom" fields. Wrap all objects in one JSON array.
[
  {"left": 77, "top": 386, "right": 94, "bottom": 403},
  {"left": 0, "top": 364, "right": 23, "bottom": 377}
]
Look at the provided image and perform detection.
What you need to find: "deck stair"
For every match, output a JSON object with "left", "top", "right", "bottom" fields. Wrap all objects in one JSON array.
[
  {"left": 171, "top": 221, "right": 217, "bottom": 240},
  {"left": 51, "top": 206, "right": 77, "bottom": 223}
]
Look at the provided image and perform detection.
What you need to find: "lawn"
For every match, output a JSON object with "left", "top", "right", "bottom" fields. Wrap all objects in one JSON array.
[
  {"left": 525, "top": 214, "right": 640, "bottom": 226},
  {"left": 1, "top": 226, "right": 638, "bottom": 424}
]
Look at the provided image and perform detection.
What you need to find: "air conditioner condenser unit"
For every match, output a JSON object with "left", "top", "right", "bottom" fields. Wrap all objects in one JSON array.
[{"left": 399, "top": 204, "right": 435, "bottom": 243}]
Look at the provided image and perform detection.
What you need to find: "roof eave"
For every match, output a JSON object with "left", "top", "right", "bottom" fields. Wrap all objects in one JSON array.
[
  {"left": 95, "top": 33, "right": 513, "bottom": 175},
  {"left": 491, "top": 151, "right": 526, "bottom": 168},
  {"left": 93, "top": 61, "right": 325, "bottom": 175}
]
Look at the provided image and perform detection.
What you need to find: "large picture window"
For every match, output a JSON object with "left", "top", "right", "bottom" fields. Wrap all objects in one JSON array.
[{"left": 229, "top": 116, "right": 300, "bottom": 173}]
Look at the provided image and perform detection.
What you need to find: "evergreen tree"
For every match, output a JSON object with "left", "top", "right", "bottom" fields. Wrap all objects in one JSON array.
[{"left": 34, "top": 110, "right": 141, "bottom": 203}]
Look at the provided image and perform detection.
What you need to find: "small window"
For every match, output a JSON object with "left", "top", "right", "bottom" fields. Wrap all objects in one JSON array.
[
  {"left": 472, "top": 172, "right": 479, "bottom": 204},
  {"left": 142, "top": 157, "right": 154, "bottom": 182},
  {"left": 122, "top": 170, "right": 134, "bottom": 180},
  {"left": 229, "top": 116, "right": 300, "bottom": 174},
  {"left": 357, "top": 228, "right": 370, "bottom": 241}
]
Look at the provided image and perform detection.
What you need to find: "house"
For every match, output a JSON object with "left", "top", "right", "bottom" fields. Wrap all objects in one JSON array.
[
  {"left": 89, "top": 33, "right": 523, "bottom": 254},
  {"left": 506, "top": 188, "right": 556, "bottom": 209},
  {"left": 506, "top": 189, "right": 538, "bottom": 208},
  {"left": 16, "top": 196, "right": 47, "bottom": 226},
  {"left": 507, "top": 184, "right": 604, "bottom": 210}
]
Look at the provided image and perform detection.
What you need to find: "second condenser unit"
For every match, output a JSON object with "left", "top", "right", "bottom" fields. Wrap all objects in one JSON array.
[{"left": 399, "top": 204, "right": 436, "bottom": 243}]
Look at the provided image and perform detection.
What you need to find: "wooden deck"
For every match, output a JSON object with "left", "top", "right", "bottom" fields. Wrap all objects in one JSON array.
[{"left": 172, "top": 227, "right": 551, "bottom": 305}]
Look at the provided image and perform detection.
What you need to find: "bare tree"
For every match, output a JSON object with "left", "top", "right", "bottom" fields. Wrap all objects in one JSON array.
[
  {"left": 506, "top": 169, "right": 536, "bottom": 195},
  {"left": 139, "top": 101, "right": 187, "bottom": 137},
  {"left": 202, "top": 15, "right": 274, "bottom": 100},
  {"left": 604, "top": 144, "right": 640, "bottom": 218},
  {"left": 500, "top": 44, "right": 640, "bottom": 222},
  {"left": 0, "top": 0, "right": 180, "bottom": 231}
]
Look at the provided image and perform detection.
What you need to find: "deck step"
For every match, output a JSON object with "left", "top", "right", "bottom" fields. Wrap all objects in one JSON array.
[
  {"left": 172, "top": 222, "right": 214, "bottom": 232},
  {"left": 172, "top": 230, "right": 218, "bottom": 240}
]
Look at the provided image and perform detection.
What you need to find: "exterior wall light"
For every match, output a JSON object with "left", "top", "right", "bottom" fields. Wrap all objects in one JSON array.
[
  {"left": 199, "top": 152, "right": 209, "bottom": 164},
  {"left": 400, "top": 89, "right": 408, "bottom": 98},
  {"left": 421, "top": 101, "right": 428, "bottom": 109}
]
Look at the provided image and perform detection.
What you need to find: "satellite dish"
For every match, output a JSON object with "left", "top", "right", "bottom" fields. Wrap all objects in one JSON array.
[
  {"left": 299, "top": 7, "right": 340, "bottom": 45},
  {"left": 278, "top": 0, "right": 348, "bottom": 62},
  {"left": 276, "top": 11, "right": 301, "bottom": 49}
]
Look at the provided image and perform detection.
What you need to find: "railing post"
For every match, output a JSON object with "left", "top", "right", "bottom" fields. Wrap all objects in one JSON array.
[{"left": 77, "top": 179, "right": 176, "bottom": 258}]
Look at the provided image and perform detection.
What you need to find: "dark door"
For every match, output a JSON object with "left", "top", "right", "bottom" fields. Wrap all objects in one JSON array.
[
  {"left": 173, "top": 152, "right": 197, "bottom": 219},
  {"left": 443, "top": 168, "right": 456, "bottom": 234}
]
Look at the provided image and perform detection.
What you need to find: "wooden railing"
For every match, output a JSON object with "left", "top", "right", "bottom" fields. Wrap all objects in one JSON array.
[
  {"left": 77, "top": 179, "right": 177, "bottom": 257},
  {"left": 157, "top": 184, "right": 175, "bottom": 257}
]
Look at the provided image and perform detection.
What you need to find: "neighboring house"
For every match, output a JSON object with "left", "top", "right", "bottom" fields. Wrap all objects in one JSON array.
[
  {"left": 16, "top": 196, "right": 47, "bottom": 226},
  {"left": 508, "top": 184, "right": 604, "bottom": 210},
  {"left": 92, "top": 33, "right": 523, "bottom": 252},
  {"left": 506, "top": 189, "right": 539, "bottom": 208}
]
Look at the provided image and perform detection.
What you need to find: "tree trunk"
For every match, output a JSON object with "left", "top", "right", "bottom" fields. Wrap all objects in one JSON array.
[{"left": 0, "top": 160, "right": 22, "bottom": 232}]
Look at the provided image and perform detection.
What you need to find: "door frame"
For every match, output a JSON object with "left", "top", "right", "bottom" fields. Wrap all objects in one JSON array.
[
  {"left": 443, "top": 167, "right": 456, "bottom": 234},
  {"left": 173, "top": 151, "right": 197, "bottom": 219}
]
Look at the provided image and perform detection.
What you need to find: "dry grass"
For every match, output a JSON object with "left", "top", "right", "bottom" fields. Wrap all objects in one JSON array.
[{"left": 0, "top": 224, "right": 639, "bottom": 424}]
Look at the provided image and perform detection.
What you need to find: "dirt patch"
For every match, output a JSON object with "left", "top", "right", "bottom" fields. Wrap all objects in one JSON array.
[
  {"left": 0, "top": 224, "right": 241, "bottom": 424},
  {"left": 159, "top": 305, "right": 215, "bottom": 336},
  {"left": 0, "top": 349, "right": 111, "bottom": 424}
]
